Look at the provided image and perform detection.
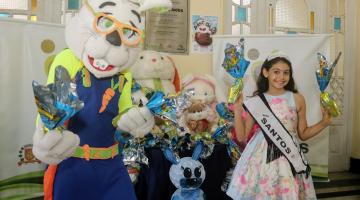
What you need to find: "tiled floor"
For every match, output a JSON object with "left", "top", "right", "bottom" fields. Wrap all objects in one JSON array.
[
  {"left": 314, "top": 172, "right": 360, "bottom": 199},
  {"left": 27, "top": 172, "right": 360, "bottom": 200},
  {"left": 320, "top": 196, "right": 360, "bottom": 200}
]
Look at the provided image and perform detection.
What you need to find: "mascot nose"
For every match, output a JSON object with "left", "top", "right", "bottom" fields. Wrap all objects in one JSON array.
[{"left": 106, "top": 31, "right": 121, "bottom": 46}]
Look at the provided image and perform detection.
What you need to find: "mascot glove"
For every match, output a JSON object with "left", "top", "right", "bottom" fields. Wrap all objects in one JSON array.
[
  {"left": 117, "top": 106, "right": 155, "bottom": 138},
  {"left": 32, "top": 123, "right": 80, "bottom": 165}
]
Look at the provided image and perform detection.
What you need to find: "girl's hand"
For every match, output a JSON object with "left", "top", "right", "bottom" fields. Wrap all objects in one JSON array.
[{"left": 320, "top": 106, "right": 332, "bottom": 126}]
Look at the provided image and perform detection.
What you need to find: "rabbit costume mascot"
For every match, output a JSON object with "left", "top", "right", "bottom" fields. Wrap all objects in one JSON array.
[{"left": 32, "top": 0, "right": 171, "bottom": 199}]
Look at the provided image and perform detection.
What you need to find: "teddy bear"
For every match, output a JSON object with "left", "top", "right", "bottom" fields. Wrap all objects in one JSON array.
[
  {"left": 130, "top": 50, "right": 180, "bottom": 96},
  {"left": 181, "top": 74, "right": 219, "bottom": 135},
  {"left": 31, "top": 0, "right": 171, "bottom": 199}
]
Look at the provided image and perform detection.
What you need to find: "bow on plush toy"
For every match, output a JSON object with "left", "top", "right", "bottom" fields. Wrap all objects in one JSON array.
[
  {"left": 32, "top": 0, "right": 172, "bottom": 200},
  {"left": 163, "top": 142, "right": 206, "bottom": 200}
]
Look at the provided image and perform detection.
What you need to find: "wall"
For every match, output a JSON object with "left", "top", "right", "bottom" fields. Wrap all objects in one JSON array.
[
  {"left": 170, "top": 0, "right": 224, "bottom": 79},
  {"left": 351, "top": 1, "right": 360, "bottom": 159}
]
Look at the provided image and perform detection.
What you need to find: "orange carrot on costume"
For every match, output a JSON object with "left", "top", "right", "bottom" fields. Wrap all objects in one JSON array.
[{"left": 98, "top": 88, "right": 115, "bottom": 113}]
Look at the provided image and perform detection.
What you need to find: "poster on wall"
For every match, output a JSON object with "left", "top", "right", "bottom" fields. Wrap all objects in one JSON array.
[
  {"left": 0, "top": 18, "right": 67, "bottom": 199},
  {"left": 191, "top": 15, "right": 218, "bottom": 53},
  {"left": 213, "top": 34, "right": 332, "bottom": 178},
  {"left": 144, "top": 0, "right": 189, "bottom": 54}
]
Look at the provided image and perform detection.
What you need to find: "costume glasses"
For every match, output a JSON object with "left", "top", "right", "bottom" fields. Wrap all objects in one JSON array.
[{"left": 85, "top": 0, "right": 143, "bottom": 47}]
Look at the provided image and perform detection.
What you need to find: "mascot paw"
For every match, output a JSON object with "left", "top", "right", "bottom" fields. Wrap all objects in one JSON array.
[
  {"left": 32, "top": 124, "right": 80, "bottom": 165},
  {"left": 117, "top": 106, "right": 155, "bottom": 138}
]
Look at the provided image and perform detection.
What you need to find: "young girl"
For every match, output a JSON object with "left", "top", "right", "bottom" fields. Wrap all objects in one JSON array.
[{"left": 226, "top": 51, "right": 332, "bottom": 200}]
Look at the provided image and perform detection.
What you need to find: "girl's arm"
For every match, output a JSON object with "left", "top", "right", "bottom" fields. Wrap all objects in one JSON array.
[
  {"left": 295, "top": 93, "right": 332, "bottom": 141},
  {"left": 233, "top": 95, "right": 255, "bottom": 142}
]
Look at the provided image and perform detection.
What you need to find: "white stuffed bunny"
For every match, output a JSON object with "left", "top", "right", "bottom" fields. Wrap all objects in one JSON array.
[
  {"left": 181, "top": 74, "right": 219, "bottom": 134},
  {"left": 130, "top": 50, "right": 180, "bottom": 96}
]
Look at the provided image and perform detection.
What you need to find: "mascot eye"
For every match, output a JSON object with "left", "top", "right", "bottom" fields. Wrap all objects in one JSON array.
[
  {"left": 194, "top": 167, "right": 201, "bottom": 178},
  {"left": 204, "top": 92, "right": 208, "bottom": 96},
  {"left": 122, "top": 28, "right": 139, "bottom": 42},
  {"left": 140, "top": 56, "right": 144, "bottom": 59},
  {"left": 161, "top": 56, "right": 164, "bottom": 60},
  {"left": 97, "top": 16, "right": 115, "bottom": 31},
  {"left": 183, "top": 167, "right": 192, "bottom": 178}
]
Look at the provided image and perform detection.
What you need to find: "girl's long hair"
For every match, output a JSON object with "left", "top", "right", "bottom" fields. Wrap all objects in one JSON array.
[{"left": 253, "top": 57, "right": 298, "bottom": 96}]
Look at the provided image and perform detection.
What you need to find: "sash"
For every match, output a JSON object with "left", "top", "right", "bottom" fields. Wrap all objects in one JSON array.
[{"left": 243, "top": 94, "right": 310, "bottom": 176}]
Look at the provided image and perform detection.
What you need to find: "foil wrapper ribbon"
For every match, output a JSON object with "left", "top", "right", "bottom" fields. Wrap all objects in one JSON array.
[
  {"left": 320, "top": 92, "right": 341, "bottom": 117},
  {"left": 115, "top": 130, "right": 147, "bottom": 183},
  {"left": 115, "top": 89, "right": 194, "bottom": 167},
  {"left": 189, "top": 132, "right": 214, "bottom": 159},
  {"left": 216, "top": 102, "right": 234, "bottom": 121},
  {"left": 212, "top": 123, "right": 241, "bottom": 161},
  {"left": 222, "top": 38, "right": 250, "bottom": 103},
  {"left": 117, "top": 89, "right": 242, "bottom": 167},
  {"left": 315, "top": 52, "right": 342, "bottom": 117},
  {"left": 147, "top": 90, "right": 193, "bottom": 132},
  {"left": 174, "top": 133, "right": 215, "bottom": 159},
  {"left": 32, "top": 66, "right": 84, "bottom": 130},
  {"left": 173, "top": 122, "right": 241, "bottom": 161}
]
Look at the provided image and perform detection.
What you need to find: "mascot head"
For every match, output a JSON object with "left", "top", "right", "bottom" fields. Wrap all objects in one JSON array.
[{"left": 65, "top": 0, "right": 171, "bottom": 78}]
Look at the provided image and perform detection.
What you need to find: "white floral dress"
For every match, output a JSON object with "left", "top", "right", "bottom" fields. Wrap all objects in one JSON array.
[{"left": 226, "top": 91, "right": 317, "bottom": 200}]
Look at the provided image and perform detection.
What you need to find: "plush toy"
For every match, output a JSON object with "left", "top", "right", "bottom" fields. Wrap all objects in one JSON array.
[
  {"left": 130, "top": 50, "right": 180, "bottom": 95},
  {"left": 164, "top": 142, "right": 206, "bottom": 200},
  {"left": 181, "top": 74, "right": 219, "bottom": 134},
  {"left": 31, "top": 0, "right": 171, "bottom": 199}
]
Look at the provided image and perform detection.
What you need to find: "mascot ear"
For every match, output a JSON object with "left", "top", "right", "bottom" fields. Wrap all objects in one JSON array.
[
  {"left": 138, "top": 0, "right": 172, "bottom": 12},
  {"left": 163, "top": 147, "right": 179, "bottom": 164},
  {"left": 192, "top": 141, "right": 204, "bottom": 161},
  {"left": 167, "top": 56, "right": 181, "bottom": 92}
]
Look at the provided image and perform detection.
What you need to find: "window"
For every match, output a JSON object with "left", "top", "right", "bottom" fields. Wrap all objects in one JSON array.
[
  {"left": 231, "top": 0, "right": 251, "bottom": 34},
  {"left": 0, "top": 0, "right": 81, "bottom": 24},
  {"left": 273, "top": 0, "right": 310, "bottom": 34},
  {"left": 61, "top": 0, "right": 81, "bottom": 24},
  {"left": 0, "top": 0, "right": 37, "bottom": 21}
]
